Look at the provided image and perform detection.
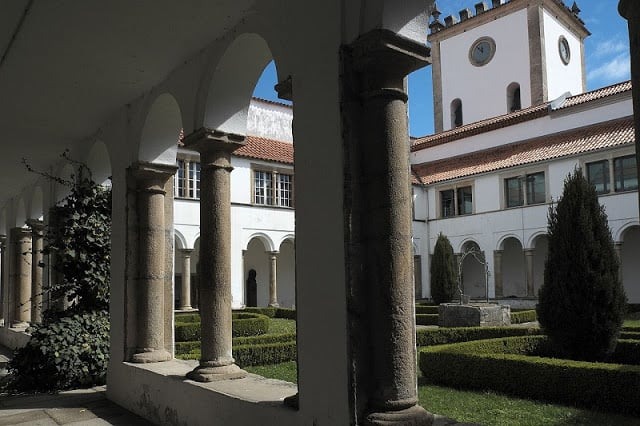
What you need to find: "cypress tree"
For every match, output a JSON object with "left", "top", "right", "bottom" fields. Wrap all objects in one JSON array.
[
  {"left": 430, "top": 233, "right": 458, "bottom": 304},
  {"left": 537, "top": 169, "right": 626, "bottom": 361}
]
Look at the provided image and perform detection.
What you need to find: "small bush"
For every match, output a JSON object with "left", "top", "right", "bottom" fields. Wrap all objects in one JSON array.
[
  {"left": 233, "top": 332, "right": 296, "bottom": 346},
  {"left": 416, "top": 314, "right": 439, "bottom": 326},
  {"left": 7, "top": 310, "right": 109, "bottom": 393},
  {"left": 234, "top": 341, "right": 297, "bottom": 367},
  {"left": 430, "top": 233, "right": 458, "bottom": 304},
  {"left": 174, "top": 313, "right": 200, "bottom": 323},
  {"left": 240, "top": 307, "right": 276, "bottom": 318},
  {"left": 415, "top": 305, "right": 439, "bottom": 315},
  {"left": 510, "top": 310, "right": 537, "bottom": 324},
  {"left": 175, "top": 322, "right": 201, "bottom": 342},
  {"left": 419, "top": 336, "right": 640, "bottom": 415},
  {"left": 275, "top": 308, "right": 297, "bottom": 319},
  {"left": 415, "top": 326, "right": 541, "bottom": 347},
  {"left": 232, "top": 313, "right": 269, "bottom": 337}
]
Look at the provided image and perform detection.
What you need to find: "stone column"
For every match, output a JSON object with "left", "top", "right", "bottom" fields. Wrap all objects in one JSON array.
[
  {"left": 11, "top": 227, "right": 32, "bottom": 327},
  {"left": 268, "top": 251, "right": 279, "bottom": 307},
  {"left": 184, "top": 128, "right": 246, "bottom": 382},
  {"left": 524, "top": 249, "right": 535, "bottom": 297},
  {"left": 27, "top": 219, "right": 44, "bottom": 324},
  {"left": 493, "top": 250, "right": 503, "bottom": 298},
  {"left": 130, "top": 162, "right": 175, "bottom": 363},
  {"left": 0, "top": 235, "right": 6, "bottom": 327},
  {"left": 619, "top": 1, "right": 640, "bottom": 212},
  {"left": 349, "top": 30, "right": 433, "bottom": 424},
  {"left": 179, "top": 249, "right": 193, "bottom": 310}
]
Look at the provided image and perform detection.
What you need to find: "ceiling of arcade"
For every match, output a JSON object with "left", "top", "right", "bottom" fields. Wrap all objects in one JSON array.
[{"left": 0, "top": 0, "right": 254, "bottom": 208}]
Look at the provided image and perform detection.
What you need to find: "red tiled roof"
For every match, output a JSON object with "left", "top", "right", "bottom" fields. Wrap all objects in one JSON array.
[
  {"left": 411, "top": 80, "right": 632, "bottom": 151},
  {"left": 412, "top": 117, "right": 634, "bottom": 185},
  {"left": 234, "top": 135, "right": 294, "bottom": 165}
]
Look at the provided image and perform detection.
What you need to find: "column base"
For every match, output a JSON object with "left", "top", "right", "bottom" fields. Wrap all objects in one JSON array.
[
  {"left": 11, "top": 321, "right": 29, "bottom": 329},
  {"left": 187, "top": 363, "right": 247, "bottom": 382},
  {"left": 131, "top": 349, "right": 172, "bottom": 363},
  {"left": 268, "top": 302, "right": 280, "bottom": 308},
  {"left": 365, "top": 405, "right": 434, "bottom": 426},
  {"left": 178, "top": 305, "right": 194, "bottom": 311}
]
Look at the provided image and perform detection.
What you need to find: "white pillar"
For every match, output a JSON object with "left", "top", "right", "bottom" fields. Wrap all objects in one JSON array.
[{"left": 268, "top": 251, "right": 279, "bottom": 307}]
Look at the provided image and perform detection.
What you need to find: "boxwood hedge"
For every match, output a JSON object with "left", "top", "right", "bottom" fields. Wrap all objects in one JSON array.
[
  {"left": 416, "top": 314, "right": 439, "bottom": 326},
  {"left": 419, "top": 336, "right": 640, "bottom": 415},
  {"left": 174, "top": 312, "right": 270, "bottom": 341},
  {"left": 510, "top": 309, "right": 537, "bottom": 324},
  {"left": 416, "top": 326, "right": 541, "bottom": 347}
]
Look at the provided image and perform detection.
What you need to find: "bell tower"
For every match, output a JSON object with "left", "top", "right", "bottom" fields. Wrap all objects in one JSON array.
[{"left": 428, "top": 0, "right": 590, "bottom": 132}]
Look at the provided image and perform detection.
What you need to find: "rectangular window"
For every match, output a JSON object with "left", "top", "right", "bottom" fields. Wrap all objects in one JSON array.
[
  {"left": 505, "top": 177, "right": 523, "bottom": 207},
  {"left": 253, "top": 169, "right": 294, "bottom": 207},
  {"left": 440, "top": 189, "right": 455, "bottom": 217},
  {"left": 614, "top": 155, "right": 638, "bottom": 192},
  {"left": 526, "top": 172, "right": 545, "bottom": 204},
  {"left": 586, "top": 160, "right": 610, "bottom": 194},
  {"left": 175, "top": 159, "right": 200, "bottom": 199},
  {"left": 457, "top": 186, "right": 473, "bottom": 215}
]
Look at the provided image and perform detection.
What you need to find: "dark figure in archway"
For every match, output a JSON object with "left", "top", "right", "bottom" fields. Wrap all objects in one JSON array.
[{"left": 246, "top": 269, "right": 257, "bottom": 307}]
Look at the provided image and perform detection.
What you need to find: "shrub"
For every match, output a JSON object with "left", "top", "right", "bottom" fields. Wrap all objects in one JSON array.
[
  {"left": 232, "top": 313, "right": 269, "bottom": 337},
  {"left": 537, "top": 169, "right": 627, "bottom": 361},
  {"left": 174, "top": 313, "right": 200, "bottom": 323},
  {"left": 240, "top": 307, "right": 276, "bottom": 318},
  {"left": 510, "top": 309, "right": 537, "bottom": 324},
  {"left": 415, "top": 326, "right": 541, "bottom": 347},
  {"left": 419, "top": 336, "right": 640, "bottom": 415},
  {"left": 275, "top": 307, "right": 297, "bottom": 319},
  {"left": 175, "top": 322, "right": 201, "bottom": 342},
  {"left": 415, "top": 305, "right": 439, "bottom": 315},
  {"left": 430, "top": 233, "right": 458, "bottom": 304},
  {"left": 234, "top": 341, "right": 297, "bottom": 367},
  {"left": 416, "top": 314, "right": 439, "bottom": 326},
  {"left": 7, "top": 310, "right": 109, "bottom": 392}
]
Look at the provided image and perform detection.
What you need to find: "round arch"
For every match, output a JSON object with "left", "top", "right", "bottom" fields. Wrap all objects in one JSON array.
[
  {"left": 201, "top": 33, "right": 275, "bottom": 135},
  {"left": 497, "top": 233, "right": 523, "bottom": 251},
  {"left": 458, "top": 238, "right": 480, "bottom": 254},
  {"left": 615, "top": 220, "right": 640, "bottom": 243},
  {"left": 86, "top": 140, "right": 113, "bottom": 186},
  {"left": 527, "top": 231, "right": 548, "bottom": 250},
  {"left": 244, "top": 232, "right": 275, "bottom": 252},
  {"left": 276, "top": 234, "right": 295, "bottom": 250},
  {"left": 139, "top": 93, "right": 182, "bottom": 165},
  {"left": 174, "top": 229, "right": 187, "bottom": 250}
]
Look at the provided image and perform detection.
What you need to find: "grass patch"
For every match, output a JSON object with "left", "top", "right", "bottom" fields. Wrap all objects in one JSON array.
[
  {"left": 268, "top": 318, "right": 296, "bottom": 334},
  {"left": 244, "top": 361, "right": 640, "bottom": 425},
  {"left": 624, "top": 319, "right": 640, "bottom": 327}
]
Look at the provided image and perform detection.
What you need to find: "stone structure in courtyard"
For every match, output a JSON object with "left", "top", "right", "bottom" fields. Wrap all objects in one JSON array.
[{"left": 438, "top": 303, "right": 511, "bottom": 328}]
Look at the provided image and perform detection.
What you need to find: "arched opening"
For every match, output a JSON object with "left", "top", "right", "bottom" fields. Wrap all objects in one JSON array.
[
  {"left": 507, "top": 82, "right": 521, "bottom": 113},
  {"left": 244, "top": 237, "right": 272, "bottom": 307},
  {"left": 86, "top": 140, "right": 112, "bottom": 187},
  {"left": 139, "top": 93, "right": 182, "bottom": 165},
  {"left": 532, "top": 235, "right": 548, "bottom": 296},
  {"left": 460, "top": 240, "right": 484, "bottom": 298},
  {"left": 501, "top": 237, "right": 526, "bottom": 297},
  {"left": 277, "top": 238, "right": 296, "bottom": 308},
  {"left": 450, "top": 98, "right": 463, "bottom": 128},
  {"left": 621, "top": 226, "right": 640, "bottom": 303}
]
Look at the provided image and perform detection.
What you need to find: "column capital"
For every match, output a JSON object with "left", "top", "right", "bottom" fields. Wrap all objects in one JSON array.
[
  {"left": 180, "top": 248, "right": 194, "bottom": 256},
  {"left": 129, "top": 162, "right": 177, "bottom": 193},
  {"left": 493, "top": 249, "right": 503, "bottom": 255},
  {"left": 0, "top": 234, "right": 6, "bottom": 247},
  {"left": 619, "top": 0, "right": 640, "bottom": 20},
  {"left": 523, "top": 248, "right": 535, "bottom": 256},
  {"left": 350, "top": 29, "right": 431, "bottom": 82},
  {"left": 10, "top": 226, "right": 32, "bottom": 240},
  {"left": 268, "top": 250, "right": 279, "bottom": 256},
  {"left": 26, "top": 219, "right": 45, "bottom": 234},
  {"left": 183, "top": 127, "right": 245, "bottom": 155}
]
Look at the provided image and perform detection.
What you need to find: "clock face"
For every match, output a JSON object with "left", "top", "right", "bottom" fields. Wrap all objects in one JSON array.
[
  {"left": 469, "top": 37, "right": 496, "bottom": 67},
  {"left": 558, "top": 36, "right": 571, "bottom": 65}
]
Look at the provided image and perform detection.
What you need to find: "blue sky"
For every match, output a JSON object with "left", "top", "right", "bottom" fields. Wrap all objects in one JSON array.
[{"left": 252, "top": 1, "right": 630, "bottom": 137}]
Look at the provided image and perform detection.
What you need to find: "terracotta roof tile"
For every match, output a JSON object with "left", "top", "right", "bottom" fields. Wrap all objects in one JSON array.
[
  {"left": 411, "top": 80, "right": 632, "bottom": 150},
  {"left": 234, "top": 135, "right": 294, "bottom": 165},
  {"left": 413, "top": 117, "right": 634, "bottom": 185}
]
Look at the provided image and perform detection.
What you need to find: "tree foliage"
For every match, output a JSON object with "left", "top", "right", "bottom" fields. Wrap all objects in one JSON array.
[
  {"left": 537, "top": 169, "right": 626, "bottom": 361},
  {"left": 430, "top": 233, "right": 458, "bottom": 304},
  {"left": 5, "top": 153, "right": 111, "bottom": 393}
]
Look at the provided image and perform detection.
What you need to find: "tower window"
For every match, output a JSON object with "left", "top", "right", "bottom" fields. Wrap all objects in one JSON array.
[
  {"left": 451, "top": 99, "right": 463, "bottom": 128},
  {"left": 507, "top": 83, "right": 521, "bottom": 112}
]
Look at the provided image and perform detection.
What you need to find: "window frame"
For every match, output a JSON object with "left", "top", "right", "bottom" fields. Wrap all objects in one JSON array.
[
  {"left": 614, "top": 154, "right": 638, "bottom": 193},
  {"left": 582, "top": 152, "right": 638, "bottom": 196},
  {"left": 501, "top": 169, "right": 547, "bottom": 209},
  {"left": 251, "top": 165, "right": 295, "bottom": 208},
  {"left": 586, "top": 159, "right": 610, "bottom": 195},
  {"left": 437, "top": 182, "right": 473, "bottom": 218},
  {"left": 175, "top": 156, "right": 201, "bottom": 200}
]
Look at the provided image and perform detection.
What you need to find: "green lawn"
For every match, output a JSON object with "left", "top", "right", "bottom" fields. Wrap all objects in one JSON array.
[
  {"left": 624, "top": 319, "right": 640, "bottom": 327},
  {"left": 245, "top": 361, "right": 640, "bottom": 425}
]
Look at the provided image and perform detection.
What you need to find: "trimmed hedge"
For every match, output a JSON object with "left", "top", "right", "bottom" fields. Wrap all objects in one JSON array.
[
  {"left": 416, "top": 326, "right": 541, "bottom": 347},
  {"left": 175, "top": 332, "right": 297, "bottom": 356},
  {"left": 275, "top": 307, "right": 297, "bottom": 320},
  {"left": 174, "top": 312, "right": 270, "bottom": 341},
  {"left": 415, "top": 305, "right": 439, "bottom": 315},
  {"left": 175, "top": 313, "right": 200, "bottom": 323},
  {"left": 234, "top": 341, "right": 297, "bottom": 367},
  {"left": 510, "top": 309, "right": 537, "bottom": 324},
  {"left": 416, "top": 314, "right": 439, "bottom": 326},
  {"left": 419, "top": 336, "right": 640, "bottom": 415}
]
